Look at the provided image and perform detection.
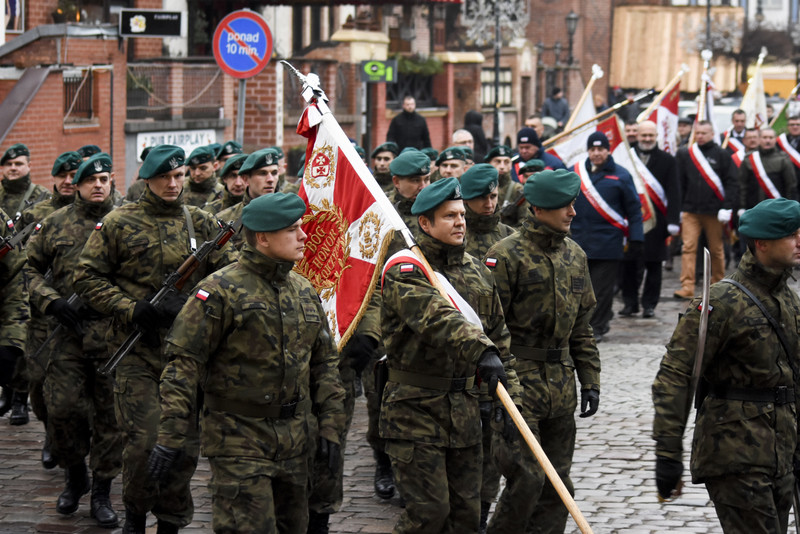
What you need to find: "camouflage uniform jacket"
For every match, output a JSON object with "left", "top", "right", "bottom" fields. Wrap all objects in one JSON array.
[
  {"left": 497, "top": 172, "right": 528, "bottom": 228},
  {"left": 25, "top": 194, "right": 116, "bottom": 353},
  {"left": 485, "top": 215, "right": 600, "bottom": 420},
  {"left": 379, "top": 232, "right": 520, "bottom": 447},
  {"left": 182, "top": 176, "right": 224, "bottom": 208},
  {"left": 203, "top": 188, "right": 242, "bottom": 215},
  {"left": 20, "top": 191, "right": 75, "bottom": 236},
  {"left": 374, "top": 171, "right": 394, "bottom": 195},
  {"left": 73, "top": 187, "right": 235, "bottom": 369},
  {"left": 215, "top": 189, "right": 252, "bottom": 250},
  {"left": 158, "top": 244, "right": 346, "bottom": 459},
  {"left": 652, "top": 249, "right": 800, "bottom": 482},
  {"left": 0, "top": 207, "right": 28, "bottom": 352},
  {"left": 464, "top": 204, "right": 516, "bottom": 260},
  {"left": 124, "top": 179, "right": 147, "bottom": 203},
  {"left": 0, "top": 175, "right": 51, "bottom": 219}
]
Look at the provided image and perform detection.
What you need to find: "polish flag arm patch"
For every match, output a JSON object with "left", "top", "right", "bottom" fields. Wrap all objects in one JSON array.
[
  {"left": 195, "top": 289, "right": 210, "bottom": 301},
  {"left": 485, "top": 258, "right": 498, "bottom": 268},
  {"left": 399, "top": 264, "right": 415, "bottom": 273},
  {"left": 95, "top": 222, "right": 103, "bottom": 230}
]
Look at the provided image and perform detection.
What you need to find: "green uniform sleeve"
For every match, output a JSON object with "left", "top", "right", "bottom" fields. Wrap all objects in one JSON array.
[
  {"left": 0, "top": 270, "right": 29, "bottom": 351},
  {"left": 572, "top": 255, "right": 600, "bottom": 391},
  {"left": 24, "top": 224, "right": 62, "bottom": 314},
  {"left": 309, "top": 300, "right": 347, "bottom": 444}
]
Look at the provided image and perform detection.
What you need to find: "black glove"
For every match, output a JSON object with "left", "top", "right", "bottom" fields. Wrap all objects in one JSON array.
[
  {"left": 655, "top": 456, "right": 683, "bottom": 500},
  {"left": 147, "top": 443, "right": 181, "bottom": 484},
  {"left": 624, "top": 240, "right": 644, "bottom": 260},
  {"left": 479, "top": 401, "right": 493, "bottom": 427},
  {"left": 477, "top": 349, "right": 507, "bottom": 399},
  {"left": 157, "top": 291, "right": 189, "bottom": 323},
  {"left": 133, "top": 300, "right": 161, "bottom": 331},
  {"left": 318, "top": 437, "right": 341, "bottom": 474},
  {"left": 342, "top": 334, "right": 378, "bottom": 374},
  {"left": 793, "top": 458, "right": 800, "bottom": 481},
  {"left": 0, "top": 346, "right": 22, "bottom": 388},
  {"left": 47, "top": 298, "right": 83, "bottom": 334},
  {"left": 495, "top": 406, "right": 517, "bottom": 443},
  {"left": 579, "top": 389, "right": 599, "bottom": 418}
]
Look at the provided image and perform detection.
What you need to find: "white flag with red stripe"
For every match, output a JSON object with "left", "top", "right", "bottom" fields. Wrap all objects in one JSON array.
[
  {"left": 295, "top": 103, "right": 408, "bottom": 349},
  {"left": 647, "top": 82, "right": 680, "bottom": 155}
]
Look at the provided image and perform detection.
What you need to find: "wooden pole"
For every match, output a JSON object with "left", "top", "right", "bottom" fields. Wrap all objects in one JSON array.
[
  {"left": 563, "top": 64, "right": 603, "bottom": 131},
  {"left": 637, "top": 65, "right": 689, "bottom": 123}
]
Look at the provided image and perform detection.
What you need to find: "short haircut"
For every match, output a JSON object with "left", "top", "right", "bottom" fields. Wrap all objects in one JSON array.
[
  {"left": 732, "top": 109, "right": 745, "bottom": 118},
  {"left": 788, "top": 115, "right": 800, "bottom": 122},
  {"left": 744, "top": 237, "right": 756, "bottom": 254},
  {"left": 418, "top": 208, "right": 439, "bottom": 225},
  {"left": 527, "top": 113, "right": 542, "bottom": 120},
  {"left": 243, "top": 227, "right": 257, "bottom": 246},
  {"left": 552, "top": 87, "right": 562, "bottom": 96},
  {"left": 625, "top": 119, "right": 638, "bottom": 126},
  {"left": 696, "top": 120, "right": 712, "bottom": 128}
]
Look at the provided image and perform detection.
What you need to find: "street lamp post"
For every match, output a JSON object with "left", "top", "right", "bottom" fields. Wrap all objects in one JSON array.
[
  {"left": 564, "top": 10, "right": 579, "bottom": 100},
  {"left": 493, "top": 6, "right": 502, "bottom": 147}
]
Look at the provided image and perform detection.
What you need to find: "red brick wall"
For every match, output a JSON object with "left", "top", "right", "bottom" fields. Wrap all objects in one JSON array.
[{"left": 25, "top": 0, "right": 59, "bottom": 29}]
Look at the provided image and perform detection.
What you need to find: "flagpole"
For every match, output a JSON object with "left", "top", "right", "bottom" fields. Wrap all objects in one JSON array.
[
  {"left": 770, "top": 83, "right": 800, "bottom": 128},
  {"left": 690, "top": 49, "right": 713, "bottom": 146},
  {"left": 543, "top": 89, "right": 655, "bottom": 148},
  {"left": 283, "top": 60, "right": 595, "bottom": 534},
  {"left": 563, "top": 64, "right": 603, "bottom": 131},
  {"left": 636, "top": 64, "right": 689, "bottom": 123}
]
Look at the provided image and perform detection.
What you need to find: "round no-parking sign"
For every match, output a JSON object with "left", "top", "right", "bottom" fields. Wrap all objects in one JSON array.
[{"left": 212, "top": 10, "right": 273, "bottom": 79}]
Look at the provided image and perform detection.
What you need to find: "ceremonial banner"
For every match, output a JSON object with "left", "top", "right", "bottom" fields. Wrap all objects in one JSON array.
[
  {"left": 647, "top": 82, "right": 680, "bottom": 155},
  {"left": 741, "top": 54, "right": 768, "bottom": 129},
  {"left": 295, "top": 103, "right": 408, "bottom": 349}
]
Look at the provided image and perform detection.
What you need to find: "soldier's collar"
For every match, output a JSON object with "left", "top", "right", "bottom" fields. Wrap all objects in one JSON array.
[
  {"left": 240, "top": 244, "right": 294, "bottom": 281},
  {"left": 416, "top": 231, "right": 465, "bottom": 267},
  {"left": 524, "top": 214, "right": 568, "bottom": 249},
  {"left": 464, "top": 202, "right": 500, "bottom": 232},
  {"left": 1, "top": 173, "right": 31, "bottom": 193}
]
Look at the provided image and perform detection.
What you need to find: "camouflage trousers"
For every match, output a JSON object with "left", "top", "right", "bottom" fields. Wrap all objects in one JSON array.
[
  {"left": 364, "top": 355, "right": 386, "bottom": 454},
  {"left": 386, "top": 440, "right": 482, "bottom": 534},
  {"left": 44, "top": 335, "right": 122, "bottom": 478},
  {"left": 308, "top": 363, "right": 356, "bottom": 515},
  {"left": 25, "top": 318, "right": 51, "bottom": 423},
  {"left": 114, "top": 362, "right": 198, "bottom": 525},
  {"left": 489, "top": 413, "right": 576, "bottom": 534},
  {"left": 706, "top": 472, "right": 793, "bottom": 534},
  {"left": 209, "top": 455, "right": 309, "bottom": 534}
]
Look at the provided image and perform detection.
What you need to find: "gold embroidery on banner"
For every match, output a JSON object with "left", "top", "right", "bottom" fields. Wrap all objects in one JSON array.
[
  {"left": 305, "top": 144, "right": 336, "bottom": 189},
  {"left": 358, "top": 211, "right": 381, "bottom": 259}
]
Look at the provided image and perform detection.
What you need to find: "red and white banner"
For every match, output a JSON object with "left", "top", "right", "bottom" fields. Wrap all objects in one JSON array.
[
  {"left": 689, "top": 143, "right": 726, "bottom": 201},
  {"left": 748, "top": 151, "right": 781, "bottom": 199},
  {"left": 574, "top": 159, "right": 629, "bottom": 234},
  {"left": 630, "top": 149, "right": 667, "bottom": 215},
  {"left": 777, "top": 133, "right": 800, "bottom": 169},
  {"left": 647, "top": 82, "right": 680, "bottom": 155},
  {"left": 741, "top": 59, "right": 768, "bottom": 129},
  {"left": 296, "top": 103, "right": 409, "bottom": 349}
]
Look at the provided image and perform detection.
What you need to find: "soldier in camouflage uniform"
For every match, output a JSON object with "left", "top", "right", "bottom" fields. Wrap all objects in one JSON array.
[
  {"left": 387, "top": 150, "right": 432, "bottom": 242},
  {"left": 653, "top": 197, "right": 800, "bottom": 534},
  {"left": 203, "top": 154, "right": 248, "bottom": 215},
  {"left": 371, "top": 142, "right": 399, "bottom": 194},
  {"left": 432, "top": 147, "right": 467, "bottom": 182},
  {"left": 485, "top": 169, "right": 601, "bottom": 534},
  {"left": 124, "top": 147, "right": 153, "bottom": 203},
  {"left": 183, "top": 146, "right": 224, "bottom": 208},
  {"left": 216, "top": 140, "right": 243, "bottom": 165},
  {"left": 216, "top": 148, "right": 281, "bottom": 250},
  {"left": 0, "top": 143, "right": 51, "bottom": 219},
  {"left": 25, "top": 153, "right": 122, "bottom": 527},
  {"left": 380, "top": 177, "right": 520, "bottom": 534},
  {"left": 485, "top": 145, "right": 528, "bottom": 228},
  {"left": 18, "top": 151, "right": 83, "bottom": 458},
  {"left": 0, "top": 207, "right": 28, "bottom": 411},
  {"left": 74, "top": 145, "right": 235, "bottom": 534},
  {"left": 147, "top": 192, "right": 346, "bottom": 534}
]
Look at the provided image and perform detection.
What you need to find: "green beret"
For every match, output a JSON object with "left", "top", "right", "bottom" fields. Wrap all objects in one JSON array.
[
  {"left": 461, "top": 147, "right": 474, "bottom": 161},
  {"left": 371, "top": 142, "right": 399, "bottom": 159},
  {"left": 355, "top": 145, "right": 366, "bottom": 159},
  {"left": 435, "top": 147, "right": 466, "bottom": 166},
  {"left": 208, "top": 143, "right": 222, "bottom": 158},
  {"left": 219, "top": 153, "right": 248, "bottom": 178},
  {"left": 411, "top": 177, "right": 463, "bottom": 215},
  {"left": 73, "top": 153, "right": 112, "bottom": 184},
  {"left": 524, "top": 168, "right": 580, "bottom": 209},
  {"left": 739, "top": 198, "right": 800, "bottom": 240},
  {"left": 296, "top": 153, "right": 306, "bottom": 178},
  {"left": 270, "top": 146, "right": 285, "bottom": 159},
  {"left": 460, "top": 164, "right": 499, "bottom": 200},
  {"left": 51, "top": 151, "right": 83, "bottom": 176},
  {"left": 219, "top": 140, "right": 243, "bottom": 158},
  {"left": 1, "top": 143, "right": 29, "bottom": 164},
  {"left": 390, "top": 150, "right": 431, "bottom": 178},
  {"left": 138, "top": 145, "right": 185, "bottom": 180},
  {"left": 242, "top": 192, "right": 307, "bottom": 232},
  {"left": 421, "top": 147, "right": 438, "bottom": 161},
  {"left": 485, "top": 145, "right": 512, "bottom": 162},
  {"left": 520, "top": 159, "right": 545, "bottom": 174},
  {"left": 140, "top": 146, "right": 153, "bottom": 161},
  {"left": 187, "top": 146, "right": 215, "bottom": 167},
  {"left": 239, "top": 148, "right": 280, "bottom": 174},
  {"left": 77, "top": 145, "right": 101, "bottom": 158}
]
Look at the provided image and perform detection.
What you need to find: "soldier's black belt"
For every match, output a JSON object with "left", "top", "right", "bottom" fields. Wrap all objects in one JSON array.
[
  {"left": 511, "top": 345, "right": 568, "bottom": 362},
  {"left": 204, "top": 394, "right": 310, "bottom": 418},
  {"left": 709, "top": 385, "right": 795, "bottom": 405},
  {"left": 387, "top": 369, "right": 475, "bottom": 392}
]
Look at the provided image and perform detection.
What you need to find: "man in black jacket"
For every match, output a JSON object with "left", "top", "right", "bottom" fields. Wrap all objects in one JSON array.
[{"left": 386, "top": 96, "right": 431, "bottom": 151}]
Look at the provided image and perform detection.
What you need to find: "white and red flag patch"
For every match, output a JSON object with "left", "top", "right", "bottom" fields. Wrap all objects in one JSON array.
[{"left": 195, "top": 289, "right": 210, "bottom": 301}]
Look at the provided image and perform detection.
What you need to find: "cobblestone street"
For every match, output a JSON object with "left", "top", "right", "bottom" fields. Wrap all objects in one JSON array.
[{"left": 1, "top": 264, "right": 797, "bottom": 533}]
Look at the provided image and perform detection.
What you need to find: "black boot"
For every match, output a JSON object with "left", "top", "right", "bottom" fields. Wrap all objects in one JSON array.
[
  {"left": 307, "top": 511, "right": 330, "bottom": 534},
  {"left": 42, "top": 432, "right": 57, "bottom": 469},
  {"left": 9, "top": 390, "right": 29, "bottom": 425},
  {"left": 56, "top": 462, "right": 90, "bottom": 514},
  {"left": 479, "top": 501, "right": 491, "bottom": 534},
  {"left": 90, "top": 476, "right": 119, "bottom": 528},
  {"left": 122, "top": 508, "right": 146, "bottom": 534},
  {"left": 0, "top": 387, "right": 12, "bottom": 416},
  {"left": 373, "top": 451, "right": 395, "bottom": 500},
  {"left": 156, "top": 520, "right": 179, "bottom": 534}
]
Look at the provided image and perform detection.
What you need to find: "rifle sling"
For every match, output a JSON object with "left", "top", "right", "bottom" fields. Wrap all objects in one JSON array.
[{"left": 183, "top": 206, "right": 197, "bottom": 252}]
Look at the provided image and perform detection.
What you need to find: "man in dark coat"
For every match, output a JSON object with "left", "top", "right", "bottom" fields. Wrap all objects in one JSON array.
[
  {"left": 463, "top": 110, "right": 489, "bottom": 164},
  {"left": 510, "top": 128, "right": 565, "bottom": 184},
  {"left": 386, "top": 96, "right": 431, "bottom": 151}
]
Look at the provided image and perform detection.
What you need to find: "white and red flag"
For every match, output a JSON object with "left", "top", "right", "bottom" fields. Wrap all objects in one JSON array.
[
  {"left": 647, "top": 82, "right": 680, "bottom": 155},
  {"left": 295, "top": 103, "right": 409, "bottom": 349}
]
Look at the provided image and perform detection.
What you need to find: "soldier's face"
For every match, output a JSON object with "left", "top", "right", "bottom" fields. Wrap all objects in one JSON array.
[
  {"left": 588, "top": 146, "right": 610, "bottom": 167},
  {"left": 393, "top": 174, "right": 430, "bottom": 200},
  {"left": 489, "top": 156, "right": 511, "bottom": 176},
  {"left": 438, "top": 160, "right": 464, "bottom": 179},
  {"left": 278, "top": 157, "right": 287, "bottom": 177},
  {"left": 54, "top": 170, "right": 77, "bottom": 196},
  {"left": 246, "top": 165, "right": 280, "bottom": 198},
  {"left": 756, "top": 230, "right": 800, "bottom": 270},
  {"left": 517, "top": 143, "right": 538, "bottom": 161},
  {"left": 4, "top": 156, "right": 30, "bottom": 180},
  {"left": 760, "top": 130, "right": 777, "bottom": 150},
  {"left": 257, "top": 219, "right": 306, "bottom": 262},
  {"left": 465, "top": 187, "right": 499, "bottom": 217},
  {"left": 223, "top": 171, "right": 246, "bottom": 196},
  {"left": 419, "top": 200, "right": 466, "bottom": 246},
  {"left": 189, "top": 161, "right": 216, "bottom": 183},
  {"left": 372, "top": 153, "right": 394, "bottom": 174},
  {"left": 148, "top": 167, "right": 185, "bottom": 202},
  {"left": 533, "top": 201, "right": 576, "bottom": 233},
  {"left": 788, "top": 120, "right": 800, "bottom": 136},
  {"left": 76, "top": 172, "right": 112, "bottom": 203}
]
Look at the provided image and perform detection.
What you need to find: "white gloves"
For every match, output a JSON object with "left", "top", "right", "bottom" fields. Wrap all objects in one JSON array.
[
  {"left": 737, "top": 209, "right": 746, "bottom": 218},
  {"left": 667, "top": 224, "right": 680, "bottom": 236},
  {"left": 717, "top": 209, "right": 732, "bottom": 224}
]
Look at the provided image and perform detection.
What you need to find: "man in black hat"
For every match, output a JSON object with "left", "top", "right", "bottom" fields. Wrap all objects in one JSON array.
[
  {"left": 386, "top": 95, "right": 432, "bottom": 151},
  {"left": 570, "top": 131, "right": 644, "bottom": 341},
  {"left": 511, "top": 127, "right": 565, "bottom": 184}
]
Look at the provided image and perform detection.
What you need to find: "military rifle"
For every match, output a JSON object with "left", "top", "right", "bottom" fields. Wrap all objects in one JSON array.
[
  {"left": 500, "top": 191, "right": 526, "bottom": 219},
  {"left": 29, "top": 292, "right": 83, "bottom": 363},
  {"left": 100, "top": 219, "right": 237, "bottom": 375},
  {"left": 0, "top": 221, "right": 35, "bottom": 261}
]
